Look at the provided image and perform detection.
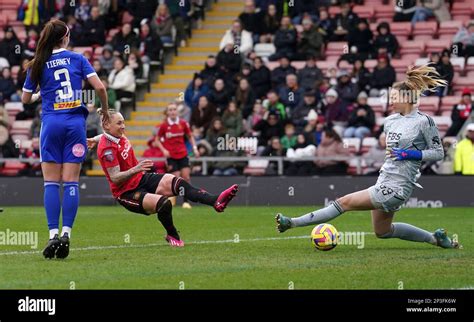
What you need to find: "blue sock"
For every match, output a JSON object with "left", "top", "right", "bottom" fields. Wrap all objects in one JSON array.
[
  {"left": 62, "top": 182, "right": 79, "bottom": 231},
  {"left": 44, "top": 181, "right": 61, "bottom": 231}
]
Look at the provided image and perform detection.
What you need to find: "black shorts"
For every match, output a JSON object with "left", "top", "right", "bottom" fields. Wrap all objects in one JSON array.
[
  {"left": 167, "top": 157, "right": 190, "bottom": 172},
  {"left": 117, "top": 173, "right": 164, "bottom": 215}
]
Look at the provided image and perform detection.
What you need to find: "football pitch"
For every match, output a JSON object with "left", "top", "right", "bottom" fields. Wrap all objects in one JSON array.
[{"left": 0, "top": 206, "right": 472, "bottom": 290}]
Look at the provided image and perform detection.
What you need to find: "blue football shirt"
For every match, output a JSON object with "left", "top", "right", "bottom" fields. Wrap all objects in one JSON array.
[{"left": 23, "top": 48, "right": 97, "bottom": 115}]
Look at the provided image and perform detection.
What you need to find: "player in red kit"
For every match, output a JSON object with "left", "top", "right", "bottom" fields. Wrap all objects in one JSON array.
[
  {"left": 154, "top": 103, "right": 199, "bottom": 209},
  {"left": 88, "top": 110, "right": 238, "bottom": 247}
]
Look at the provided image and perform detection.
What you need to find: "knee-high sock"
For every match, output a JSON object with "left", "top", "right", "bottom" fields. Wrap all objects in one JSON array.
[
  {"left": 156, "top": 198, "right": 179, "bottom": 239},
  {"left": 291, "top": 201, "right": 345, "bottom": 227},
  {"left": 62, "top": 182, "right": 79, "bottom": 236},
  {"left": 44, "top": 181, "right": 61, "bottom": 238},
  {"left": 379, "top": 223, "right": 436, "bottom": 244},
  {"left": 171, "top": 177, "right": 218, "bottom": 206}
]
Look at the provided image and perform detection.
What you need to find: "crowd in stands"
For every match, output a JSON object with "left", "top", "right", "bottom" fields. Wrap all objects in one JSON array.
[{"left": 1, "top": 0, "right": 474, "bottom": 177}]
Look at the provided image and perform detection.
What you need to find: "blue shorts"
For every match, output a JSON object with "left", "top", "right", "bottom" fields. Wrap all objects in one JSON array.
[{"left": 40, "top": 113, "right": 87, "bottom": 164}]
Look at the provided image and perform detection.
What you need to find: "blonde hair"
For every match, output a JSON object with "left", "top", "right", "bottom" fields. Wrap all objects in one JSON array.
[
  {"left": 392, "top": 64, "right": 448, "bottom": 104},
  {"left": 97, "top": 108, "right": 119, "bottom": 123}
]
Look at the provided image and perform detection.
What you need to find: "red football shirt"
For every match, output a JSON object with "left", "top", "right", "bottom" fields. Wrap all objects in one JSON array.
[
  {"left": 157, "top": 117, "right": 192, "bottom": 159},
  {"left": 97, "top": 133, "right": 144, "bottom": 198}
]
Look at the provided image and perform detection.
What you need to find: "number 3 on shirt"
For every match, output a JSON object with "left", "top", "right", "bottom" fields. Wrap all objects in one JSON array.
[{"left": 54, "top": 68, "right": 73, "bottom": 100}]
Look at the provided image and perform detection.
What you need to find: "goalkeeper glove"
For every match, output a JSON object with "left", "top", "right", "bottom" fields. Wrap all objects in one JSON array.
[{"left": 390, "top": 148, "right": 422, "bottom": 161}]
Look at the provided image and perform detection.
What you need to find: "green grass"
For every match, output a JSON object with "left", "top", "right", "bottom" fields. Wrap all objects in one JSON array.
[{"left": 0, "top": 206, "right": 473, "bottom": 289}]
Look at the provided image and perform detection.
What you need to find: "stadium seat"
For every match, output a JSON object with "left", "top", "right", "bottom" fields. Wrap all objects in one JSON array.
[
  {"left": 438, "top": 21, "right": 463, "bottom": 39},
  {"left": 94, "top": 46, "right": 104, "bottom": 56},
  {"left": 254, "top": 43, "right": 276, "bottom": 58},
  {"left": 367, "top": 97, "right": 386, "bottom": 117},
  {"left": 5, "top": 102, "right": 24, "bottom": 125},
  {"left": 450, "top": 57, "right": 465, "bottom": 74},
  {"left": 11, "top": 65, "right": 20, "bottom": 81},
  {"left": 265, "top": 61, "right": 279, "bottom": 71},
  {"left": 328, "top": 6, "right": 341, "bottom": 16},
  {"left": 374, "top": 5, "right": 394, "bottom": 20},
  {"left": 352, "top": 6, "right": 374, "bottom": 20},
  {"left": 338, "top": 60, "right": 353, "bottom": 70},
  {"left": 290, "top": 61, "right": 306, "bottom": 70},
  {"left": 465, "top": 56, "right": 474, "bottom": 72},
  {"left": 400, "top": 41, "right": 425, "bottom": 55},
  {"left": 451, "top": 2, "right": 473, "bottom": 16},
  {"left": 412, "top": 21, "right": 438, "bottom": 37},
  {"left": 316, "top": 60, "right": 337, "bottom": 73},
  {"left": 391, "top": 59, "right": 414, "bottom": 73},
  {"left": 364, "top": 59, "right": 377, "bottom": 71},
  {"left": 0, "top": 161, "right": 26, "bottom": 177},
  {"left": 74, "top": 47, "right": 93, "bottom": 55},
  {"left": 432, "top": 116, "right": 452, "bottom": 136},
  {"left": 360, "top": 137, "right": 378, "bottom": 155},
  {"left": 325, "top": 42, "right": 347, "bottom": 57},
  {"left": 452, "top": 77, "right": 474, "bottom": 93},
  {"left": 243, "top": 159, "right": 269, "bottom": 176},
  {"left": 347, "top": 158, "right": 366, "bottom": 176},
  {"left": 425, "top": 39, "right": 451, "bottom": 54},
  {"left": 0, "top": 0, "right": 20, "bottom": 10},
  {"left": 343, "top": 138, "right": 361, "bottom": 155},
  {"left": 415, "top": 57, "right": 430, "bottom": 66},
  {"left": 440, "top": 96, "right": 459, "bottom": 116},
  {"left": 418, "top": 96, "right": 440, "bottom": 115},
  {"left": 10, "top": 120, "right": 33, "bottom": 142}
]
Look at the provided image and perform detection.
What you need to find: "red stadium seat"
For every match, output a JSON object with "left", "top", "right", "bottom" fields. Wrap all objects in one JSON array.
[
  {"left": 0, "top": 161, "right": 27, "bottom": 177},
  {"left": 374, "top": 5, "right": 394, "bottom": 20},
  {"left": 338, "top": 60, "right": 353, "bottom": 70},
  {"left": 325, "top": 42, "right": 347, "bottom": 57},
  {"left": 328, "top": 6, "right": 341, "bottom": 16},
  {"left": 465, "top": 57, "right": 474, "bottom": 72},
  {"left": 316, "top": 61, "right": 337, "bottom": 73},
  {"left": 390, "top": 22, "right": 412, "bottom": 37},
  {"left": 438, "top": 21, "right": 463, "bottom": 39},
  {"left": 290, "top": 61, "right": 305, "bottom": 70},
  {"left": 418, "top": 96, "right": 440, "bottom": 115},
  {"left": 412, "top": 34, "right": 434, "bottom": 42},
  {"left": 450, "top": 57, "right": 465, "bottom": 74},
  {"left": 391, "top": 59, "right": 414, "bottom": 73},
  {"left": 451, "top": 2, "right": 473, "bottom": 16},
  {"left": 367, "top": 97, "right": 386, "bottom": 118},
  {"left": 452, "top": 77, "right": 474, "bottom": 93},
  {"left": 352, "top": 6, "right": 374, "bottom": 20},
  {"left": 74, "top": 46, "right": 93, "bottom": 55},
  {"left": 440, "top": 96, "right": 460, "bottom": 116},
  {"left": 0, "top": 0, "right": 21, "bottom": 10},
  {"left": 347, "top": 158, "right": 366, "bottom": 176},
  {"left": 343, "top": 138, "right": 361, "bottom": 155},
  {"left": 360, "top": 137, "right": 378, "bottom": 155},
  {"left": 412, "top": 21, "right": 438, "bottom": 37},
  {"left": 364, "top": 59, "right": 377, "bottom": 71},
  {"left": 425, "top": 39, "right": 451, "bottom": 54},
  {"left": 432, "top": 116, "right": 452, "bottom": 136},
  {"left": 5, "top": 102, "right": 23, "bottom": 125},
  {"left": 400, "top": 41, "right": 425, "bottom": 55},
  {"left": 265, "top": 61, "right": 279, "bottom": 71}
]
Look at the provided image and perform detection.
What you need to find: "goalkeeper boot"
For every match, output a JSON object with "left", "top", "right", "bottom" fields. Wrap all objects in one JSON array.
[
  {"left": 434, "top": 229, "right": 460, "bottom": 249},
  {"left": 42, "top": 234, "right": 60, "bottom": 259},
  {"left": 276, "top": 213, "right": 292, "bottom": 233},
  {"left": 56, "top": 233, "right": 70, "bottom": 259}
]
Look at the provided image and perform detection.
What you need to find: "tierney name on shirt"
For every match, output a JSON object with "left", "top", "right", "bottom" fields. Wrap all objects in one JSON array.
[{"left": 46, "top": 58, "right": 71, "bottom": 69}]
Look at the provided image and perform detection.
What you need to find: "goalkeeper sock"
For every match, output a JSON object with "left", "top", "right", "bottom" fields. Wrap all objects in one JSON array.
[
  {"left": 291, "top": 201, "right": 345, "bottom": 227},
  {"left": 44, "top": 181, "right": 61, "bottom": 236},
  {"left": 156, "top": 197, "right": 179, "bottom": 240},
  {"left": 172, "top": 177, "right": 218, "bottom": 206},
  {"left": 378, "top": 223, "right": 436, "bottom": 244},
  {"left": 62, "top": 182, "right": 79, "bottom": 234}
]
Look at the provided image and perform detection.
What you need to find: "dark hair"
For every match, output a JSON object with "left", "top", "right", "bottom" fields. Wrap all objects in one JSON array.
[
  {"left": 26, "top": 20, "right": 69, "bottom": 84},
  {"left": 323, "top": 127, "right": 342, "bottom": 143}
]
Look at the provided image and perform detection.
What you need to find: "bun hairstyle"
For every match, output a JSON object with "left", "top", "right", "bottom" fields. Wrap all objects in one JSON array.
[
  {"left": 392, "top": 64, "right": 448, "bottom": 105},
  {"left": 97, "top": 108, "right": 117, "bottom": 123}
]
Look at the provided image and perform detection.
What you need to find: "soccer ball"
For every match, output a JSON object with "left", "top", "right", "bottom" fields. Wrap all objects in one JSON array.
[{"left": 311, "top": 223, "right": 339, "bottom": 251}]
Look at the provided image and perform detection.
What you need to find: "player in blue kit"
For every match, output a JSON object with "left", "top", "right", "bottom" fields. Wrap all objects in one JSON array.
[
  {"left": 276, "top": 65, "right": 460, "bottom": 249},
  {"left": 21, "top": 20, "right": 110, "bottom": 259}
]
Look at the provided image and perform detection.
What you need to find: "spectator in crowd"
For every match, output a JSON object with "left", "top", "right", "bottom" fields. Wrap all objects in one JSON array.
[
  {"left": 98, "top": 45, "right": 115, "bottom": 72},
  {"left": 16, "top": 59, "right": 29, "bottom": 95},
  {"left": 291, "top": 0, "right": 318, "bottom": 25},
  {"left": 65, "top": 15, "right": 84, "bottom": 46},
  {"left": 351, "top": 58, "right": 371, "bottom": 93},
  {"left": 208, "top": 78, "right": 230, "bottom": 115},
  {"left": 453, "top": 21, "right": 474, "bottom": 58},
  {"left": 324, "top": 88, "right": 349, "bottom": 136},
  {"left": 454, "top": 123, "right": 474, "bottom": 175},
  {"left": 435, "top": 49, "right": 454, "bottom": 97},
  {"left": 278, "top": 73, "right": 303, "bottom": 110},
  {"left": 107, "top": 56, "right": 136, "bottom": 101},
  {"left": 219, "top": 20, "right": 253, "bottom": 56},
  {"left": 373, "top": 22, "right": 399, "bottom": 59},
  {"left": 23, "top": 28, "right": 39, "bottom": 59},
  {"left": 0, "top": 104, "right": 8, "bottom": 126},
  {"left": 292, "top": 90, "right": 318, "bottom": 132},
  {"left": 286, "top": 133, "right": 317, "bottom": 176},
  {"left": 138, "top": 21, "right": 163, "bottom": 63},
  {"left": 363, "top": 132, "right": 386, "bottom": 175},
  {"left": 21, "top": 0, "right": 41, "bottom": 30},
  {"left": 296, "top": 18, "right": 324, "bottom": 60},
  {"left": 411, "top": 0, "right": 451, "bottom": 25},
  {"left": 143, "top": 137, "right": 166, "bottom": 174},
  {"left": 249, "top": 56, "right": 271, "bottom": 99},
  {"left": 165, "top": 0, "right": 189, "bottom": 47},
  {"left": 29, "top": 107, "right": 41, "bottom": 138},
  {"left": 82, "top": 6, "right": 106, "bottom": 46},
  {"left": 216, "top": 42, "right": 243, "bottom": 81},
  {"left": 191, "top": 95, "right": 217, "bottom": 136},
  {"left": 343, "top": 91, "right": 375, "bottom": 139},
  {"left": 239, "top": 0, "right": 264, "bottom": 40},
  {"left": 74, "top": 0, "right": 91, "bottom": 23},
  {"left": 270, "top": 16, "right": 297, "bottom": 61},
  {"left": 304, "top": 109, "right": 324, "bottom": 146},
  {"left": 222, "top": 101, "right": 243, "bottom": 137},
  {"left": 271, "top": 55, "right": 296, "bottom": 89},
  {"left": 234, "top": 63, "right": 252, "bottom": 87},
  {"left": 129, "top": 0, "right": 159, "bottom": 29},
  {"left": 263, "top": 90, "right": 287, "bottom": 120},
  {"left": 92, "top": 60, "right": 109, "bottom": 79},
  {"left": 394, "top": 0, "right": 417, "bottom": 22},
  {"left": 348, "top": 18, "right": 373, "bottom": 61},
  {"left": 94, "top": 77, "right": 116, "bottom": 109},
  {"left": 0, "top": 67, "right": 20, "bottom": 103},
  {"left": 235, "top": 78, "right": 256, "bottom": 118},
  {"left": 127, "top": 50, "right": 144, "bottom": 79},
  {"left": 0, "top": 121, "right": 19, "bottom": 160},
  {"left": 313, "top": 127, "right": 350, "bottom": 175},
  {"left": 200, "top": 55, "right": 223, "bottom": 87},
  {"left": 254, "top": 111, "right": 284, "bottom": 148},
  {"left": 335, "top": 69, "right": 358, "bottom": 104},
  {"left": 0, "top": 27, "right": 22, "bottom": 67},
  {"left": 151, "top": 3, "right": 174, "bottom": 45},
  {"left": 331, "top": 1, "right": 359, "bottom": 42},
  {"left": 260, "top": 4, "right": 280, "bottom": 43},
  {"left": 280, "top": 123, "right": 297, "bottom": 150},
  {"left": 205, "top": 117, "right": 226, "bottom": 150},
  {"left": 244, "top": 100, "right": 265, "bottom": 136},
  {"left": 446, "top": 89, "right": 472, "bottom": 136},
  {"left": 111, "top": 23, "right": 139, "bottom": 54},
  {"left": 185, "top": 73, "right": 209, "bottom": 110},
  {"left": 297, "top": 55, "right": 323, "bottom": 91},
  {"left": 369, "top": 55, "right": 396, "bottom": 97},
  {"left": 261, "top": 136, "right": 286, "bottom": 174},
  {"left": 86, "top": 104, "right": 102, "bottom": 138},
  {"left": 316, "top": 7, "right": 334, "bottom": 42},
  {"left": 175, "top": 99, "right": 192, "bottom": 123}
]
